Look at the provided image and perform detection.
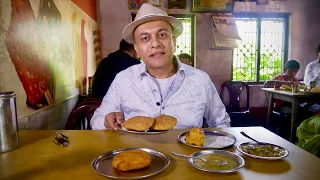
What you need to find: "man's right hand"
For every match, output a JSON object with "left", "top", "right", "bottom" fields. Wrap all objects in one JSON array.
[{"left": 104, "top": 112, "right": 124, "bottom": 130}]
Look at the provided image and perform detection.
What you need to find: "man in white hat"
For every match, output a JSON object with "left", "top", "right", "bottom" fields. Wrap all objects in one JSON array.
[{"left": 91, "top": 3, "right": 230, "bottom": 130}]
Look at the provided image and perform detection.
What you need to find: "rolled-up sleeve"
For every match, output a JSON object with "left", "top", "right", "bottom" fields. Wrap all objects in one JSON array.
[
  {"left": 203, "top": 74, "right": 231, "bottom": 128},
  {"left": 90, "top": 74, "right": 122, "bottom": 130}
]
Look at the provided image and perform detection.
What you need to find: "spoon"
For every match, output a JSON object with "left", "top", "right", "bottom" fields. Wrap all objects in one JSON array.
[
  {"left": 240, "top": 131, "right": 266, "bottom": 145},
  {"left": 171, "top": 152, "right": 227, "bottom": 166}
]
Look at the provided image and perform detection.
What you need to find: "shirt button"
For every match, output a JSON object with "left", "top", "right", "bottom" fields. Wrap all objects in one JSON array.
[
  {"left": 153, "top": 89, "right": 157, "bottom": 92},
  {"left": 162, "top": 106, "right": 165, "bottom": 110}
]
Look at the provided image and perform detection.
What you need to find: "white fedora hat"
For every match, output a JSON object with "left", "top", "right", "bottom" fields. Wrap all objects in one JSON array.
[{"left": 122, "top": 3, "right": 183, "bottom": 44}]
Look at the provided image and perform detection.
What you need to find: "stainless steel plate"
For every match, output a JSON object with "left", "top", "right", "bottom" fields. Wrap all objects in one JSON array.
[
  {"left": 119, "top": 127, "right": 169, "bottom": 135},
  {"left": 237, "top": 142, "right": 289, "bottom": 160},
  {"left": 188, "top": 150, "right": 245, "bottom": 173},
  {"left": 92, "top": 148, "right": 170, "bottom": 179},
  {"left": 178, "top": 130, "right": 237, "bottom": 149}
]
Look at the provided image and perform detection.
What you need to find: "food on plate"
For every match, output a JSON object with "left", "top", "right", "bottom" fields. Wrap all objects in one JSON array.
[
  {"left": 311, "top": 88, "right": 320, "bottom": 93},
  {"left": 206, "top": 136, "right": 235, "bottom": 148},
  {"left": 123, "top": 116, "right": 154, "bottom": 131},
  {"left": 194, "top": 154, "right": 239, "bottom": 170},
  {"left": 298, "top": 84, "right": 307, "bottom": 91},
  {"left": 185, "top": 128, "right": 205, "bottom": 146},
  {"left": 240, "top": 144, "right": 286, "bottom": 157},
  {"left": 150, "top": 114, "right": 177, "bottom": 130},
  {"left": 122, "top": 115, "right": 178, "bottom": 132},
  {"left": 280, "top": 84, "right": 292, "bottom": 90},
  {"left": 112, "top": 150, "right": 152, "bottom": 171}
]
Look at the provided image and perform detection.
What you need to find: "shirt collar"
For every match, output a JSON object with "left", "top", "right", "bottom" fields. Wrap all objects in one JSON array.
[{"left": 136, "top": 56, "right": 186, "bottom": 79}]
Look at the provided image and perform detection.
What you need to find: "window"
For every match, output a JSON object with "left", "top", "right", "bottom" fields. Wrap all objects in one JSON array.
[
  {"left": 232, "top": 14, "right": 289, "bottom": 82},
  {"left": 173, "top": 15, "right": 194, "bottom": 60}
]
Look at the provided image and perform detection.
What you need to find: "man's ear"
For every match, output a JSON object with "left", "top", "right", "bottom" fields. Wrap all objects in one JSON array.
[{"left": 134, "top": 44, "right": 139, "bottom": 58}]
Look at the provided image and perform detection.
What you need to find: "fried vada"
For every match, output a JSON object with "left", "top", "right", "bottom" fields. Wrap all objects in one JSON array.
[
  {"left": 150, "top": 114, "right": 177, "bottom": 131},
  {"left": 112, "top": 150, "right": 152, "bottom": 171},
  {"left": 185, "top": 128, "right": 205, "bottom": 146},
  {"left": 123, "top": 116, "right": 154, "bottom": 131}
]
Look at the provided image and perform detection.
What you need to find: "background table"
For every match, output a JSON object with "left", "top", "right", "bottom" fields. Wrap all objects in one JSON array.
[
  {"left": 262, "top": 88, "right": 320, "bottom": 142},
  {"left": 1, "top": 127, "right": 319, "bottom": 180}
]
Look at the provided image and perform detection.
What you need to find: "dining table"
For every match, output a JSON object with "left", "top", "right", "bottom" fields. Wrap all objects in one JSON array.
[
  {"left": 0, "top": 127, "right": 319, "bottom": 180},
  {"left": 262, "top": 87, "right": 320, "bottom": 142}
]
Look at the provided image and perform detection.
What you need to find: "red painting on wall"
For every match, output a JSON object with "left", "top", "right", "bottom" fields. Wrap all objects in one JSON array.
[
  {"left": 5, "top": 0, "right": 56, "bottom": 109},
  {"left": 1, "top": 0, "right": 97, "bottom": 116}
]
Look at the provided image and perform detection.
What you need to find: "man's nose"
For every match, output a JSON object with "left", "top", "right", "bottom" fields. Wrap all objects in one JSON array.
[{"left": 150, "top": 37, "right": 162, "bottom": 48}]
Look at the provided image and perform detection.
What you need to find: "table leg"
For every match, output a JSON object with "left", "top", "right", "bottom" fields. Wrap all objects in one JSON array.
[
  {"left": 290, "top": 98, "right": 299, "bottom": 143},
  {"left": 266, "top": 93, "right": 274, "bottom": 128}
]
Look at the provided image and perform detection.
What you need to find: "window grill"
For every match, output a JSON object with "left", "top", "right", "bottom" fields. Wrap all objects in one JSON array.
[
  {"left": 232, "top": 15, "right": 288, "bottom": 83},
  {"left": 260, "top": 18, "right": 285, "bottom": 81},
  {"left": 175, "top": 17, "right": 192, "bottom": 56},
  {"left": 233, "top": 18, "right": 257, "bottom": 81}
]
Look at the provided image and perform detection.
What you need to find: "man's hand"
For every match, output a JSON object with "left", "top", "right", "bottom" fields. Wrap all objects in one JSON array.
[{"left": 104, "top": 112, "right": 124, "bottom": 130}]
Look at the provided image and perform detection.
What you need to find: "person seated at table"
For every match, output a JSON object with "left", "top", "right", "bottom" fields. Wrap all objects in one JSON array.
[
  {"left": 264, "top": 60, "right": 300, "bottom": 89},
  {"left": 304, "top": 43, "right": 320, "bottom": 89},
  {"left": 178, "top": 53, "right": 193, "bottom": 66},
  {"left": 264, "top": 60, "right": 300, "bottom": 114},
  {"left": 91, "top": 39, "right": 140, "bottom": 99},
  {"left": 90, "top": 3, "right": 230, "bottom": 130},
  {"left": 302, "top": 43, "right": 320, "bottom": 115}
]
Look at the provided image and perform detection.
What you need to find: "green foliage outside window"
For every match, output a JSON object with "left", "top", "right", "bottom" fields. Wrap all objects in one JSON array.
[
  {"left": 233, "top": 53, "right": 281, "bottom": 82},
  {"left": 260, "top": 54, "right": 282, "bottom": 81},
  {"left": 232, "top": 17, "right": 285, "bottom": 82}
]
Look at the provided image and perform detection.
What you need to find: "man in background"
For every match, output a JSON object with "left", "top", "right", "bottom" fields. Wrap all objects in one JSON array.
[
  {"left": 304, "top": 43, "right": 320, "bottom": 88},
  {"left": 178, "top": 53, "right": 193, "bottom": 66},
  {"left": 91, "top": 39, "right": 140, "bottom": 99}
]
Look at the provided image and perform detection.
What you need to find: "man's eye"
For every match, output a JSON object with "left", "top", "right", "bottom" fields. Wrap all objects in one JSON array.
[
  {"left": 159, "top": 33, "right": 167, "bottom": 38},
  {"left": 141, "top": 37, "right": 149, "bottom": 41}
]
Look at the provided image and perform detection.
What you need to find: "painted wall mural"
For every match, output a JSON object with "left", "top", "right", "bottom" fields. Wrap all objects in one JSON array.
[
  {"left": 5, "top": 0, "right": 57, "bottom": 109},
  {"left": 0, "top": 0, "right": 97, "bottom": 117}
]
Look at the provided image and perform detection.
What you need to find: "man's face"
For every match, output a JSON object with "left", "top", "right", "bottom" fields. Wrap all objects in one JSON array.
[
  {"left": 286, "top": 69, "right": 298, "bottom": 78},
  {"left": 133, "top": 20, "right": 175, "bottom": 70},
  {"left": 179, "top": 57, "right": 192, "bottom": 66}
]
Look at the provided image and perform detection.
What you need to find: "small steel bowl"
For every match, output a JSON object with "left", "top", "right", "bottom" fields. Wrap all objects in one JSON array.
[{"left": 187, "top": 150, "right": 245, "bottom": 173}]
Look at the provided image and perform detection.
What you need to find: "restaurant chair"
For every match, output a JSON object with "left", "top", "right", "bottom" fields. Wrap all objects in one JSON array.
[
  {"left": 65, "top": 99, "right": 102, "bottom": 130},
  {"left": 220, "top": 81, "right": 250, "bottom": 126}
]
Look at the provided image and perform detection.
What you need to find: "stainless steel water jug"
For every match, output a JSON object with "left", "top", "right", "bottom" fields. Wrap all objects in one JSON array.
[{"left": 0, "top": 91, "right": 19, "bottom": 152}]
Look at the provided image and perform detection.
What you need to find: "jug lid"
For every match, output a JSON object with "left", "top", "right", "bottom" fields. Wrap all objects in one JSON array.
[{"left": 0, "top": 91, "right": 16, "bottom": 98}]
